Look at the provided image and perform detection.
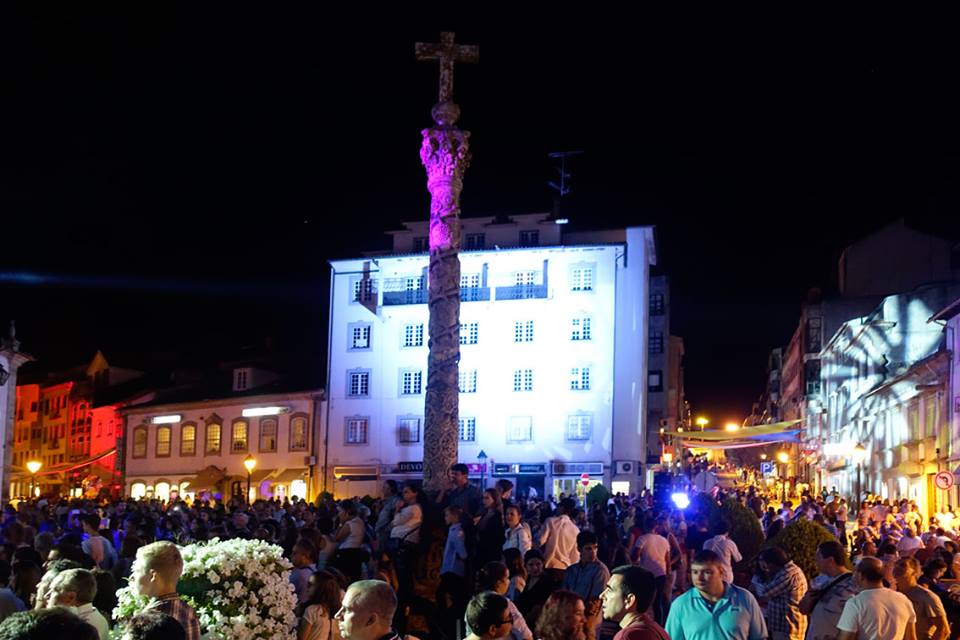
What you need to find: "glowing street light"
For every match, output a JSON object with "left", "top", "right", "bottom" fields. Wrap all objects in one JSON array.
[
  {"left": 243, "top": 454, "right": 257, "bottom": 504},
  {"left": 695, "top": 417, "right": 709, "bottom": 429},
  {"left": 26, "top": 460, "right": 41, "bottom": 499},
  {"left": 760, "top": 453, "right": 768, "bottom": 460},
  {"left": 777, "top": 451, "right": 790, "bottom": 464},
  {"left": 724, "top": 423, "right": 740, "bottom": 432}
]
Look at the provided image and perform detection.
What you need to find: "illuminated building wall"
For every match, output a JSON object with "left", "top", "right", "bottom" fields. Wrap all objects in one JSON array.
[
  {"left": 325, "top": 214, "right": 656, "bottom": 498},
  {"left": 647, "top": 276, "right": 685, "bottom": 468},
  {"left": 820, "top": 283, "right": 960, "bottom": 520},
  {"left": 122, "top": 389, "right": 324, "bottom": 502}
]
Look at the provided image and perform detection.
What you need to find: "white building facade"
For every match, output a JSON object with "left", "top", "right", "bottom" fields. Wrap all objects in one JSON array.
[
  {"left": 122, "top": 388, "right": 325, "bottom": 503},
  {"left": 324, "top": 214, "right": 656, "bottom": 499},
  {"left": 819, "top": 284, "right": 959, "bottom": 520}
]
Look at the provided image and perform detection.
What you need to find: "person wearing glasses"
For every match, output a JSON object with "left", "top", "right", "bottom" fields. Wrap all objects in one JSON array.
[{"left": 466, "top": 592, "right": 515, "bottom": 640}]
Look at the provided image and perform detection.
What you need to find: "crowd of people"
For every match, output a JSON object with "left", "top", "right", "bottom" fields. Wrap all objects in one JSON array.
[{"left": 3, "top": 465, "right": 960, "bottom": 640}]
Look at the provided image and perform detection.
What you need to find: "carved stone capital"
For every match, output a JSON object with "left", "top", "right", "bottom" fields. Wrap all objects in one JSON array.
[{"left": 420, "top": 127, "right": 471, "bottom": 194}]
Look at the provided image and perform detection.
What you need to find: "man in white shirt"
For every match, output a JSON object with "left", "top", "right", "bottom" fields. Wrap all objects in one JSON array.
[
  {"left": 897, "top": 526, "right": 924, "bottom": 557},
  {"left": 837, "top": 557, "right": 917, "bottom": 640},
  {"left": 632, "top": 516, "right": 672, "bottom": 625},
  {"left": 539, "top": 498, "right": 580, "bottom": 580},
  {"left": 47, "top": 568, "right": 110, "bottom": 640},
  {"left": 702, "top": 520, "right": 742, "bottom": 586}
]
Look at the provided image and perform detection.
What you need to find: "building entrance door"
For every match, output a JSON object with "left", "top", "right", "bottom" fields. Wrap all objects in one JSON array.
[{"left": 515, "top": 475, "right": 545, "bottom": 500}]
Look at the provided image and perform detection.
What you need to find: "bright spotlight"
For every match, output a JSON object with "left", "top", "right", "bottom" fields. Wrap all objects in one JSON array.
[{"left": 671, "top": 492, "right": 690, "bottom": 509}]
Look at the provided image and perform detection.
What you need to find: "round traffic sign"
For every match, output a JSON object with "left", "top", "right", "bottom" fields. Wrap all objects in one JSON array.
[
  {"left": 580, "top": 472, "right": 590, "bottom": 486},
  {"left": 935, "top": 471, "right": 955, "bottom": 490}
]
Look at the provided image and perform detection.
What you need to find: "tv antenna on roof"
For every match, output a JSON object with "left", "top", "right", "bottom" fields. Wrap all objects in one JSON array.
[{"left": 547, "top": 151, "right": 584, "bottom": 218}]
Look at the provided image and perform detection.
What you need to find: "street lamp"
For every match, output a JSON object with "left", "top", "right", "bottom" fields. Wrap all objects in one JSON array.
[
  {"left": 243, "top": 454, "right": 256, "bottom": 504},
  {"left": 26, "top": 460, "right": 41, "bottom": 499},
  {"left": 695, "top": 417, "right": 709, "bottom": 431},
  {"left": 776, "top": 451, "right": 790, "bottom": 503},
  {"left": 852, "top": 443, "right": 867, "bottom": 511},
  {"left": 477, "top": 450, "right": 488, "bottom": 489},
  {"left": 724, "top": 423, "right": 740, "bottom": 432}
]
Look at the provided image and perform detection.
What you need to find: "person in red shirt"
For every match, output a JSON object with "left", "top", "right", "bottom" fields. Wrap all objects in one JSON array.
[{"left": 600, "top": 565, "right": 670, "bottom": 640}]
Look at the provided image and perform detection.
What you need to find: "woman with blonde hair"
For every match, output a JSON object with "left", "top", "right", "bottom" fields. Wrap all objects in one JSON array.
[{"left": 535, "top": 590, "right": 586, "bottom": 640}]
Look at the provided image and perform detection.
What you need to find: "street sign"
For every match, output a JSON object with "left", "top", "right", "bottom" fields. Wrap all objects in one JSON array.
[
  {"left": 760, "top": 462, "right": 774, "bottom": 476},
  {"left": 935, "top": 470, "right": 955, "bottom": 490},
  {"left": 580, "top": 472, "right": 590, "bottom": 487}
]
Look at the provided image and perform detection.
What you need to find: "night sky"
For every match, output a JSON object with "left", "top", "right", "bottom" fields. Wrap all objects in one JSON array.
[{"left": 2, "top": 9, "right": 959, "bottom": 421}]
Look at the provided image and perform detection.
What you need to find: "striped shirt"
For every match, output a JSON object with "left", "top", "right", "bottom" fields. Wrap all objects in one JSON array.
[{"left": 150, "top": 593, "right": 201, "bottom": 640}]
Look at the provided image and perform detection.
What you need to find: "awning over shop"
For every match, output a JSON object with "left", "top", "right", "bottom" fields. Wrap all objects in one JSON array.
[
  {"left": 272, "top": 468, "right": 309, "bottom": 483},
  {"left": 180, "top": 465, "right": 227, "bottom": 492},
  {"left": 894, "top": 461, "right": 923, "bottom": 478},
  {"left": 246, "top": 468, "right": 277, "bottom": 484}
]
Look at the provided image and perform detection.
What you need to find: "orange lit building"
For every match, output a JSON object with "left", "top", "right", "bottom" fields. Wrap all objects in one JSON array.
[{"left": 11, "top": 351, "right": 147, "bottom": 498}]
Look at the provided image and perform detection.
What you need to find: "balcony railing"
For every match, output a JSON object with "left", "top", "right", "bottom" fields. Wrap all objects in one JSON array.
[
  {"left": 495, "top": 284, "right": 548, "bottom": 301},
  {"left": 461, "top": 287, "right": 490, "bottom": 302},
  {"left": 382, "top": 289, "right": 429, "bottom": 306}
]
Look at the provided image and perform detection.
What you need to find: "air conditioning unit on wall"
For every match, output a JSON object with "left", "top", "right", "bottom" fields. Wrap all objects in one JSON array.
[{"left": 614, "top": 460, "right": 637, "bottom": 475}]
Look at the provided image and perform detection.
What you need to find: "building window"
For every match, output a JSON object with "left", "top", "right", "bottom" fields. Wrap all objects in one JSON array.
[
  {"left": 908, "top": 404, "right": 920, "bottom": 441},
  {"left": 231, "top": 420, "right": 249, "bottom": 453},
  {"left": 398, "top": 417, "right": 421, "bottom": 444},
  {"left": 351, "top": 277, "right": 377, "bottom": 304},
  {"left": 132, "top": 426, "right": 147, "bottom": 458},
  {"left": 400, "top": 370, "right": 423, "bottom": 395},
  {"left": 459, "top": 370, "right": 478, "bottom": 393},
  {"left": 566, "top": 414, "right": 593, "bottom": 441},
  {"left": 570, "top": 367, "right": 591, "bottom": 391},
  {"left": 348, "top": 323, "right": 372, "bottom": 350},
  {"left": 806, "top": 317, "right": 822, "bottom": 354},
  {"left": 508, "top": 417, "right": 533, "bottom": 443},
  {"left": 413, "top": 236, "right": 428, "bottom": 252},
  {"left": 570, "top": 264, "right": 595, "bottom": 292},
  {"left": 156, "top": 426, "right": 172, "bottom": 457},
  {"left": 571, "top": 316, "right": 592, "bottom": 341},
  {"left": 649, "top": 332, "right": 664, "bottom": 354},
  {"left": 519, "top": 230, "right": 539, "bottom": 247},
  {"left": 514, "top": 320, "right": 534, "bottom": 343},
  {"left": 235, "top": 369, "right": 249, "bottom": 391},
  {"left": 513, "top": 369, "right": 534, "bottom": 392},
  {"left": 650, "top": 293, "right": 665, "bottom": 316},
  {"left": 460, "top": 322, "right": 479, "bottom": 345},
  {"left": 181, "top": 424, "right": 196, "bottom": 456},
  {"left": 465, "top": 233, "right": 485, "bottom": 250},
  {"left": 289, "top": 414, "right": 308, "bottom": 451},
  {"left": 347, "top": 370, "right": 371, "bottom": 397},
  {"left": 259, "top": 417, "right": 278, "bottom": 453},
  {"left": 206, "top": 423, "right": 222, "bottom": 455},
  {"left": 648, "top": 370, "right": 663, "bottom": 392},
  {"left": 346, "top": 417, "right": 369, "bottom": 445},
  {"left": 459, "top": 417, "right": 476, "bottom": 442},
  {"left": 403, "top": 324, "right": 424, "bottom": 348}
]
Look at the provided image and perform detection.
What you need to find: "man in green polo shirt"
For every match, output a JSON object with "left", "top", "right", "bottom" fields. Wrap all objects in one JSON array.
[{"left": 665, "top": 549, "right": 767, "bottom": 640}]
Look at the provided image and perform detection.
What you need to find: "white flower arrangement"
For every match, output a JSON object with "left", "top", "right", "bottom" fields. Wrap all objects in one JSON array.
[{"left": 114, "top": 538, "right": 298, "bottom": 640}]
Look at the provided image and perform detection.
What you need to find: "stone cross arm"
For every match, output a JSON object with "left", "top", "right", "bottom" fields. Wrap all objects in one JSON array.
[{"left": 415, "top": 32, "right": 479, "bottom": 104}]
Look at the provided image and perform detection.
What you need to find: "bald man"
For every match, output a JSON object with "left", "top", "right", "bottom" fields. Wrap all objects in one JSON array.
[{"left": 837, "top": 557, "right": 916, "bottom": 640}]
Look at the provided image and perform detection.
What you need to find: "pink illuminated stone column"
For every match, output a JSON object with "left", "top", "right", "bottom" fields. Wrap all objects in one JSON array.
[{"left": 415, "top": 33, "right": 478, "bottom": 493}]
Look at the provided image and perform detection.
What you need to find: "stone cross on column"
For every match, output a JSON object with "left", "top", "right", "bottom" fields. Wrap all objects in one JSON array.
[
  {"left": 416, "top": 33, "right": 478, "bottom": 493},
  {"left": 415, "top": 32, "right": 479, "bottom": 126}
]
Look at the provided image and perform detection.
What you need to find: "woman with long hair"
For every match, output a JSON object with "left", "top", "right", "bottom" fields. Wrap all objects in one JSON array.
[
  {"left": 535, "top": 590, "right": 586, "bottom": 640},
  {"left": 476, "top": 561, "right": 533, "bottom": 640},
  {"left": 298, "top": 570, "right": 344, "bottom": 640},
  {"left": 390, "top": 482, "right": 423, "bottom": 618},
  {"left": 503, "top": 548, "right": 527, "bottom": 601},
  {"left": 476, "top": 488, "right": 505, "bottom": 566}
]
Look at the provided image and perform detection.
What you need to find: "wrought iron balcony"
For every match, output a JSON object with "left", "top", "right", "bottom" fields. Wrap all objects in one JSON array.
[{"left": 495, "top": 284, "right": 548, "bottom": 300}]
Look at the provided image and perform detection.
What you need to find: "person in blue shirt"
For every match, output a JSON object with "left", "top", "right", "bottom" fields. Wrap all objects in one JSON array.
[
  {"left": 665, "top": 549, "right": 767, "bottom": 640},
  {"left": 438, "top": 506, "right": 470, "bottom": 640}
]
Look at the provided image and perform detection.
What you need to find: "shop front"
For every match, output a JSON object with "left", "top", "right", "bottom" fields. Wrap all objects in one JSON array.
[
  {"left": 492, "top": 463, "right": 547, "bottom": 499},
  {"left": 551, "top": 462, "right": 604, "bottom": 501}
]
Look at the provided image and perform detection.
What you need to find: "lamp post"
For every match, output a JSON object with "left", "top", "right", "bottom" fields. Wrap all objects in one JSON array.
[
  {"left": 477, "top": 450, "right": 488, "bottom": 490},
  {"left": 695, "top": 417, "right": 709, "bottom": 432},
  {"left": 852, "top": 443, "right": 867, "bottom": 512},
  {"left": 243, "top": 454, "right": 256, "bottom": 504},
  {"left": 26, "top": 460, "right": 41, "bottom": 499},
  {"left": 777, "top": 450, "right": 790, "bottom": 503}
]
